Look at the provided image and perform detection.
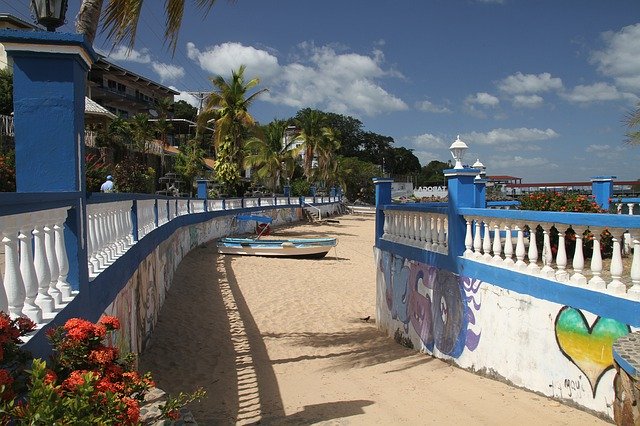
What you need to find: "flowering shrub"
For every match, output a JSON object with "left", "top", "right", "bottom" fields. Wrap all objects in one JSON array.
[
  {"left": 0, "top": 315, "right": 204, "bottom": 424},
  {"left": 0, "top": 151, "right": 16, "bottom": 192},
  {"left": 86, "top": 153, "right": 110, "bottom": 192},
  {"left": 519, "top": 191, "right": 603, "bottom": 213}
]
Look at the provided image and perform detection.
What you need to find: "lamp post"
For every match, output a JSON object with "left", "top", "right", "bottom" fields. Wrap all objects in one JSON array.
[
  {"left": 449, "top": 135, "right": 468, "bottom": 169},
  {"left": 31, "top": 0, "right": 68, "bottom": 32}
]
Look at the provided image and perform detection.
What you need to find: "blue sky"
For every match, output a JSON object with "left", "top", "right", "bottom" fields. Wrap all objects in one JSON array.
[{"left": 6, "top": 0, "right": 640, "bottom": 182}]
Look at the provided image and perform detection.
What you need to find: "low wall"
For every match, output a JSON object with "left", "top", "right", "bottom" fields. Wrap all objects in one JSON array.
[
  {"left": 374, "top": 248, "right": 638, "bottom": 420},
  {"left": 103, "top": 206, "right": 305, "bottom": 356}
]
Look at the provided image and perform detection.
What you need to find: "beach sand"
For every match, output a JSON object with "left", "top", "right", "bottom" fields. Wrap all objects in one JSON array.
[{"left": 139, "top": 215, "right": 607, "bottom": 425}]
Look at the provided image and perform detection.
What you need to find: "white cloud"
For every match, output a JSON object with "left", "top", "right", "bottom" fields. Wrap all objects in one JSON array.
[
  {"left": 416, "top": 99, "right": 451, "bottom": 114},
  {"left": 498, "top": 72, "right": 563, "bottom": 94},
  {"left": 465, "top": 92, "right": 500, "bottom": 107},
  {"left": 172, "top": 89, "right": 200, "bottom": 108},
  {"left": 487, "top": 156, "right": 559, "bottom": 170},
  {"left": 186, "top": 41, "right": 280, "bottom": 80},
  {"left": 151, "top": 62, "right": 185, "bottom": 83},
  {"left": 560, "top": 82, "right": 630, "bottom": 103},
  {"left": 512, "top": 94, "right": 544, "bottom": 108},
  {"left": 185, "top": 41, "right": 407, "bottom": 116},
  {"left": 107, "top": 46, "right": 151, "bottom": 64},
  {"left": 408, "top": 133, "right": 447, "bottom": 149},
  {"left": 591, "top": 23, "right": 640, "bottom": 93},
  {"left": 462, "top": 127, "right": 559, "bottom": 145},
  {"left": 586, "top": 144, "right": 610, "bottom": 152}
]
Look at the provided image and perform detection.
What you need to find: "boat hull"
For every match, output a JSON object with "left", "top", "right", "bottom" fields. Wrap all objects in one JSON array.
[{"left": 217, "top": 238, "right": 337, "bottom": 258}]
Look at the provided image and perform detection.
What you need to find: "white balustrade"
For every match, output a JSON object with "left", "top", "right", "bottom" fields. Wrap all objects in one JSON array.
[
  {"left": 0, "top": 207, "right": 72, "bottom": 325},
  {"left": 463, "top": 215, "right": 640, "bottom": 300},
  {"left": 86, "top": 201, "right": 134, "bottom": 278},
  {"left": 158, "top": 200, "right": 169, "bottom": 225},
  {"left": 382, "top": 209, "right": 448, "bottom": 254}
]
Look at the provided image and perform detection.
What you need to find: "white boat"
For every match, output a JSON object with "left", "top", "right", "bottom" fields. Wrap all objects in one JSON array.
[
  {"left": 217, "top": 214, "right": 337, "bottom": 258},
  {"left": 217, "top": 237, "right": 337, "bottom": 258}
]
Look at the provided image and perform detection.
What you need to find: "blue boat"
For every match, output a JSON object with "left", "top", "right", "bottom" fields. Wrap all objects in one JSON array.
[{"left": 217, "top": 215, "right": 337, "bottom": 258}]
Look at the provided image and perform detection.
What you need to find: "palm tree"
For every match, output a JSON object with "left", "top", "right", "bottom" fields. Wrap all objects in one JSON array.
[
  {"left": 293, "top": 109, "right": 329, "bottom": 182},
  {"left": 625, "top": 104, "right": 640, "bottom": 145},
  {"left": 244, "top": 120, "right": 300, "bottom": 193},
  {"left": 129, "top": 113, "right": 155, "bottom": 154},
  {"left": 198, "top": 65, "right": 267, "bottom": 193},
  {"left": 76, "top": 0, "right": 219, "bottom": 50},
  {"left": 314, "top": 127, "right": 341, "bottom": 187}
]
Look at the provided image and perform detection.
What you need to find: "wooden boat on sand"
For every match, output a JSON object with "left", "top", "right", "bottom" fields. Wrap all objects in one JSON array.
[{"left": 217, "top": 215, "right": 337, "bottom": 258}]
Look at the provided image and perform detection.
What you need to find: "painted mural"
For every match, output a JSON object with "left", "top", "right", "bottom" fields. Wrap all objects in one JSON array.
[
  {"left": 554, "top": 306, "right": 630, "bottom": 397},
  {"left": 378, "top": 252, "right": 482, "bottom": 358}
]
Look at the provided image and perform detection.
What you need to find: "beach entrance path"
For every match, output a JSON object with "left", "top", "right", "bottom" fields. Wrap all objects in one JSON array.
[{"left": 139, "top": 215, "right": 607, "bottom": 425}]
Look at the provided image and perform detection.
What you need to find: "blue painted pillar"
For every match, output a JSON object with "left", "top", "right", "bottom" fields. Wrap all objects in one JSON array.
[
  {"left": 310, "top": 185, "right": 317, "bottom": 197},
  {"left": 591, "top": 176, "right": 616, "bottom": 211},
  {"left": 283, "top": 185, "right": 291, "bottom": 197},
  {"left": 445, "top": 168, "right": 479, "bottom": 259},
  {"left": 1, "top": 31, "right": 97, "bottom": 291},
  {"left": 197, "top": 179, "right": 208, "bottom": 199},
  {"left": 474, "top": 176, "right": 487, "bottom": 208},
  {"left": 373, "top": 178, "right": 393, "bottom": 247}
]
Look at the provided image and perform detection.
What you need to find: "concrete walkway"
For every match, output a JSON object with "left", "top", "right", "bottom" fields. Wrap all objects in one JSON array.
[{"left": 139, "top": 215, "right": 608, "bottom": 425}]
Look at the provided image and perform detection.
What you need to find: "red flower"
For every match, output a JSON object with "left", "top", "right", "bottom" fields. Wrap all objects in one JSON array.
[
  {"left": 99, "top": 316, "right": 120, "bottom": 331},
  {"left": 64, "top": 318, "right": 96, "bottom": 341},
  {"left": 121, "top": 397, "right": 140, "bottom": 424},
  {"left": 89, "top": 347, "right": 119, "bottom": 365},
  {"left": 62, "top": 370, "right": 90, "bottom": 391},
  {"left": 0, "top": 369, "right": 13, "bottom": 386},
  {"left": 44, "top": 370, "right": 57, "bottom": 385}
]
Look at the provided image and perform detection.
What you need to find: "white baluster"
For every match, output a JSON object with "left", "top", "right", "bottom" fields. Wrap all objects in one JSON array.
[
  {"left": 437, "top": 217, "right": 446, "bottom": 253},
  {"left": 44, "top": 223, "right": 62, "bottom": 306},
  {"left": 627, "top": 203, "right": 634, "bottom": 215},
  {"left": 33, "top": 218, "right": 54, "bottom": 315},
  {"left": 382, "top": 211, "right": 390, "bottom": 240},
  {"left": 540, "top": 229, "right": 555, "bottom": 278},
  {"left": 464, "top": 221, "right": 473, "bottom": 258},
  {"left": 515, "top": 225, "right": 526, "bottom": 271},
  {"left": 19, "top": 220, "right": 42, "bottom": 323},
  {"left": 54, "top": 211, "right": 72, "bottom": 299},
  {"left": 431, "top": 217, "right": 439, "bottom": 251},
  {"left": 503, "top": 225, "right": 514, "bottom": 268},
  {"left": 408, "top": 213, "right": 416, "bottom": 244},
  {"left": 492, "top": 225, "right": 503, "bottom": 265},
  {"left": 588, "top": 230, "right": 606, "bottom": 290},
  {"left": 570, "top": 227, "right": 586, "bottom": 286},
  {"left": 482, "top": 222, "right": 492, "bottom": 262},
  {"left": 424, "top": 216, "right": 432, "bottom": 250},
  {"left": 473, "top": 220, "right": 482, "bottom": 259},
  {"left": 3, "top": 223, "right": 25, "bottom": 318},
  {"left": 526, "top": 226, "right": 540, "bottom": 275},
  {"left": 555, "top": 228, "right": 568, "bottom": 282},
  {"left": 607, "top": 237, "right": 626, "bottom": 294},
  {"left": 628, "top": 239, "right": 640, "bottom": 300},
  {"left": 418, "top": 214, "right": 427, "bottom": 245}
]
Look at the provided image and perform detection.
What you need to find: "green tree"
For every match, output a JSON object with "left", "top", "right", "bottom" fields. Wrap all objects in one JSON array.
[
  {"left": 417, "top": 160, "right": 450, "bottom": 185},
  {"left": 76, "top": 0, "right": 219, "bottom": 51},
  {"left": 174, "top": 139, "right": 205, "bottom": 196},
  {"left": 386, "top": 146, "right": 421, "bottom": 176},
  {"left": 314, "top": 126, "right": 341, "bottom": 187},
  {"left": 0, "top": 68, "right": 12, "bottom": 115},
  {"left": 294, "top": 108, "right": 330, "bottom": 181},
  {"left": 335, "top": 157, "right": 379, "bottom": 204},
  {"left": 129, "top": 113, "right": 155, "bottom": 154},
  {"left": 173, "top": 100, "right": 198, "bottom": 121},
  {"left": 244, "top": 119, "right": 299, "bottom": 192},
  {"left": 199, "top": 65, "right": 267, "bottom": 194},
  {"left": 625, "top": 103, "right": 640, "bottom": 145}
]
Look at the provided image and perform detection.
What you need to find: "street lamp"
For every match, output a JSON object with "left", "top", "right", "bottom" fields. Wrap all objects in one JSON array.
[
  {"left": 31, "top": 0, "right": 68, "bottom": 32},
  {"left": 472, "top": 158, "right": 486, "bottom": 178},
  {"left": 449, "top": 135, "right": 468, "bottom": 169}
]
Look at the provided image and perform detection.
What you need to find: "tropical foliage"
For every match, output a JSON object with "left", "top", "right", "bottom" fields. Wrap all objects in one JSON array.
[
  {"left": 244, "top": 120, "right": 299, "bottom": 192},
  {"left": 0, "top": 314, "right": 204, "bottom": 424},
  {"left": 625, "top": 102, "right": 640, "bottom": 145},
  {"left": 519, "top": 191, "right": 603, "bottom": 213},
  {"left": 0, "top": 68, "right": 12, "bottom": 115},
  {"left": 199, "top": 65, "right": 267, "bottom": 194},
  {"left": 0, "top": 151, "right": 16, "bottom": 192},
  {"left": 174, "top": 139, "right": 206, "bottom": 196}
]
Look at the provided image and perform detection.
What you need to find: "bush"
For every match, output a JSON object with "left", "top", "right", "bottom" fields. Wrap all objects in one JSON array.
[
  {"left": 290, "top": 179, "right": 310, "bottom": 197},
  {"left": 114, "top": 158, "right": 156, "bottom": 193},
  {"left": 519, "top": 191, "right": 603, "bottom": 213},
  {"left": 86, "top": 154, "right": 109, "bottom": 192},
  {"left": 0, "top": 151, "right": 15, "bottom": 192},
  {"left": 0, "top": 314, "right": 204, "bottom": 424}
]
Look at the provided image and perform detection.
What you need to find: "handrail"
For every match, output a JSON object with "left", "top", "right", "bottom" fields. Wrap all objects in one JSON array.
[{"left": 303, "top": 201, "right": 322, "bottom": 220}]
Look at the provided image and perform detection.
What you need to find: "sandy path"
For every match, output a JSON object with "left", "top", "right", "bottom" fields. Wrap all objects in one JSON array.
[{"left": 139, "top": 215, "right": 607, "bottom": 425}]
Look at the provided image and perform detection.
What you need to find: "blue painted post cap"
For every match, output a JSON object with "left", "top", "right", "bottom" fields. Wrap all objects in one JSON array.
[{"left": 0, "top": 29, "right": 98, "bottom": 64}]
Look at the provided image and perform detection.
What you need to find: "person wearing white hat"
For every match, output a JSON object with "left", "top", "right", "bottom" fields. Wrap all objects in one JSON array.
[{"left": 101, "top": 175, "right": 114, "bottom": 193}]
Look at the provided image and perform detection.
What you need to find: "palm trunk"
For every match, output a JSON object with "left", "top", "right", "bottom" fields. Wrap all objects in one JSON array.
[{"left": 75, "top": 0, "right": 104, "bottom": 45}]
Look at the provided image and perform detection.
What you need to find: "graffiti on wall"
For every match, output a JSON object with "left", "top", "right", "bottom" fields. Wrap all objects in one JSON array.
[
  {"left": 380, "top": 252, "right": 482, "bottom": 357},
  {"left": 554, "top": 306, "right": 630, "bottom": 397}
]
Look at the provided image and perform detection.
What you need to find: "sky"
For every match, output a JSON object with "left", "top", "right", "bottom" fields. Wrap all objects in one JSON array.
[{"left": 5, "top": 0, "right": 640, "bottom": 183}]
